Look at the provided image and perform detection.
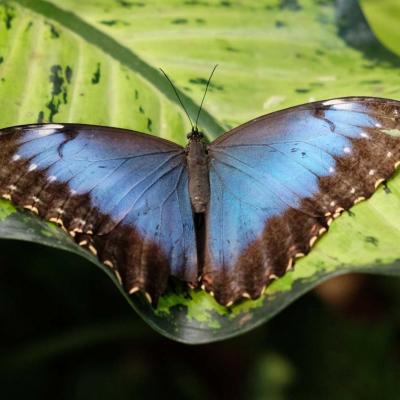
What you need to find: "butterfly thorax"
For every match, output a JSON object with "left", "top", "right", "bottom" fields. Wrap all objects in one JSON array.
[{"left": 186, "top": 130, "right": 210, "bottom": 213}]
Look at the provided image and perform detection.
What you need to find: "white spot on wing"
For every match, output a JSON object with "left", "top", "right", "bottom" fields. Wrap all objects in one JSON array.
[
  {"left": 73, "top": 218, "right": 86, "bottom": 227},
  {"left": 343, "top": 147, "right": 351, "bottom": 154},
  {"left": 360, "top": 132, "right": 369, "bottom": 138},
  {"left": 322, "top": 99, "right": 353, "bottom": 110},
  {"left": 369, "top": 169, "right": 375, "bottom": 176},
  {"left": 329, "top": 166, "right": 335, "bottom": 173},
  {"left": 28, "top": 163, "right": 37, "bottom": 172},
  {"left": 34, "top": 124, "right": 64, "bottom": 137},
  {"left": 12, "top": 154, "right": 21, "bottom": 161},
  {"left": 41, "top": 124, "right": 64, "bottom": 130},
  {"left": 322, "top": 99, "right": 343, "bottom": 106}
]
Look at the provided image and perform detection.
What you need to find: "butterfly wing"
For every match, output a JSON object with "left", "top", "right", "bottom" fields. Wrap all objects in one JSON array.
[
  {"left": 205, "top": 97, "right": 400, "bottom": 306},
  {"left": 0, "top": 124, "right": 197, "bottom": 301}
]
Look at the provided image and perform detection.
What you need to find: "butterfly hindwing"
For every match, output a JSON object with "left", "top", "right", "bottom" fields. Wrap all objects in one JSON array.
[
  {"left": 205, "top": 97, "right": 400, "bottom": 305},
  {"left": 0, "top": 124, "right": 198, "bottom": 302}
]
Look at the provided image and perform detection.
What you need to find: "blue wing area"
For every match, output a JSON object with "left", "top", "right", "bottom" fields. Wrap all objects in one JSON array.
[
  {"left": 0, "top": 124, "right": 197, "bottom": 300},
  {"left": 205, "top": 97, "right": 400, "bottom": 305}
]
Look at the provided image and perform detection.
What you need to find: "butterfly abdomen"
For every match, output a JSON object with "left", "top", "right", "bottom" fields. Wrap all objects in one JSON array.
[{"left": 186, "top": 138, "right": 210, "bottom": 213}]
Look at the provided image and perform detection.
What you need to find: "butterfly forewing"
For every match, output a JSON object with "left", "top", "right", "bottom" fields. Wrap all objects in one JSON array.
[
  {"left": 0, "top": 124, "right": 198, "bottom": 302},
  {"left": 205, "top": 97, "right": 400, "bottom": 305}
]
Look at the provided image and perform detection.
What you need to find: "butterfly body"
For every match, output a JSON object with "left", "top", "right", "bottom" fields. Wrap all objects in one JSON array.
[
  {"left": 1, "top": 97, "right": 400, "bottom": 306},
  {"left": 186, "top": 131, "right": 210, "bottom": 213}
]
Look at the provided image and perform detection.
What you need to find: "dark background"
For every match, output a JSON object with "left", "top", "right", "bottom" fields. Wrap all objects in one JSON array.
[{"left": 1, "top": 240, "right": 400, "bottom": 399}]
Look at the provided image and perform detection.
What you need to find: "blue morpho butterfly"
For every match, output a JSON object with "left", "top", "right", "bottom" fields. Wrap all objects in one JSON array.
[{"left": 0, "top": 72, "right": 400, "bottom": 306}]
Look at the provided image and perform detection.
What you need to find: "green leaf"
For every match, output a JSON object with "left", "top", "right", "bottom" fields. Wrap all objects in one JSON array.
[
  {"left": 361, "top": 0, "right": 400, "bottom": 57},
  {"left": 1, "top": 0, "right": 400, "bottom": 344}
]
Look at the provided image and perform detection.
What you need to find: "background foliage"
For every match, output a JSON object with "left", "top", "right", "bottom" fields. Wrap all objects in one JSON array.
[{"left": 1, "top": 0, "right": 400, "bottom": 397}]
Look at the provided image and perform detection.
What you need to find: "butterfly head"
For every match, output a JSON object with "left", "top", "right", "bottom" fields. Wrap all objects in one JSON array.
[{"left": 187, "top": 127, "right": 205, "bottom": 142}]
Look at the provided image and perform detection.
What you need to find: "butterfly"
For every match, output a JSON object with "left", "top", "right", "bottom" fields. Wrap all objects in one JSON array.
[{"left": 0, "top": 97, "right": 399, "bottom": 306}]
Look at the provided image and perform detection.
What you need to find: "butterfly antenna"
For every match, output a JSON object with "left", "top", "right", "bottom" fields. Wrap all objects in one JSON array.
[
  {"left": 159, "top": 68, "right": 194, "bottom": 131},
  {"left": 195, "top": 64, "right": 218, "bottom": 131}
]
